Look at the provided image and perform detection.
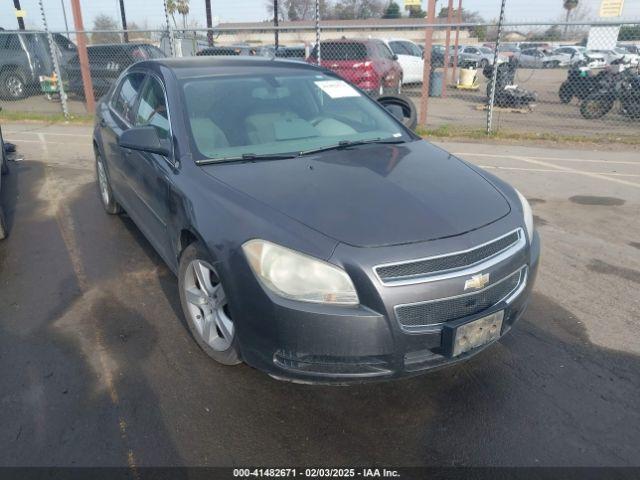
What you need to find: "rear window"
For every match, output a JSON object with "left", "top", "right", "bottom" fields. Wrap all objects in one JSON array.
[{"left": 314, "top": 42, "right": 368, "bottom": 60}]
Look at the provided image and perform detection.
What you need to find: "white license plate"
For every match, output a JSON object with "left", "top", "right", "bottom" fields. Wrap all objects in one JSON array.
[{"left": 452, "top": 311, "right": 504, "bottom": 357}]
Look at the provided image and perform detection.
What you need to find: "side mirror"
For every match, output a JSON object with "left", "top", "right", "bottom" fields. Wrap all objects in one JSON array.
[
  {"left": 119, "top": 126, "right": 171, "bottom": 157},
  {"left": 392, "top": 54, "right": 399, "bottom": 61},
  {"left": 378, "top": 95, "right": 417, "bottom": 130}
]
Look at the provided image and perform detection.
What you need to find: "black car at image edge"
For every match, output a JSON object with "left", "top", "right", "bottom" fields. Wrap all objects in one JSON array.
[{"left": 93, "top": 56, "right": 540, "bottom": 384}]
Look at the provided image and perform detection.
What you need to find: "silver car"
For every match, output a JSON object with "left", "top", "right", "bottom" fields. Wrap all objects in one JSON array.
[
  {"left": 451, "top": 45, "right": 505, "bottom": 68},
  {"left": 516, "top": 48, "right": 569, "bottom": 68}
]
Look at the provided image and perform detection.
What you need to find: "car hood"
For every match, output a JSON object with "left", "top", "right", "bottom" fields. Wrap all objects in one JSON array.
[{"left": 200, "top": 140, "right": 511, "bottom": 248}]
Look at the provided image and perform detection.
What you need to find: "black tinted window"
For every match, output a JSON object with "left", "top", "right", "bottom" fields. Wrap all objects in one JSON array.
[
  {"left": 316, "top": 42, "right": 367, "bottom": 60},
  {"left": 112, "top": 72, "right": 146, "bottom": 123},
  {"left": 389, "top": 41, "right": 409, "bottom": 55},
  {"left": 2, "top": 34, "right": 22, "bottom": 50}
]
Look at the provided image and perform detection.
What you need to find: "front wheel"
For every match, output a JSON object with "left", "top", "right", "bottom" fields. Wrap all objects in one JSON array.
[
  {"left": 178, "top": 242, "right": 242, "bottom": 366},
  {"left": 580, "top": 95, "right": 614, "bottom": 119},
  {"left": 480, "top": 59, "right": 489, "bottom": 68},
  {"left": 559, "top": 82, "right": 573, "bottom": 104},
  {"left": 0, "top": 70, "right": 27, "bottom": 99}
]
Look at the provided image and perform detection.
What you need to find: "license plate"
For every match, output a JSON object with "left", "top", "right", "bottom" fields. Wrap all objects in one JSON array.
[{"left": 451, "top": 311, "right": 504, "bottom": 357}]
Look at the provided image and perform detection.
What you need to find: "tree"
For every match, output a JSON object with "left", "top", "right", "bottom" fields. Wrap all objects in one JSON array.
[
  {"left": 91, "top": 14, "right": 121, "bottom": 44},
  {"left": 166, "top": 0, "right": 190, "bottom": 29},
  {"left": 563, "top": 0, "right": 578, "bottom": 37},
  {"left": 438, "top": 8, "right": 486, "bottom": 41},
  {"left": 332, "top": 0, "right": 385, "bottom": 19},
  {"left": 408, "top": 6, "right": 426, "bottom": 18},
  {"left": 265, "top": 0, "right": 322, "bottom": 21},
  {"left": 382, "top": 1, "right": 401, "bottom": 19},
  {"left": 619, "top": 24, "right": 640, "bottom": 41}
]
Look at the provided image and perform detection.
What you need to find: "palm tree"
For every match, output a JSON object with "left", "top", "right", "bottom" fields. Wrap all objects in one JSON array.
[
  {"left": 563, "top": 0, "right": 578, "bottom": 38},
  {"left": 166, "top": 0, "right": 190, "bottom": 29}
]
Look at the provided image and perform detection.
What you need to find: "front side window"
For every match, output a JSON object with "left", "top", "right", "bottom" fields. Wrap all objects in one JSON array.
[
  {"left": 111, "top": 72, "right": 146, "bottom": 123},
  {"left": 389, "top": 41, "right": 409, "bottom": 55},
  {"left": 181, "top": 72, "right": 410, "bottom": 161},
  {"left": 134, "top": 76, "right": 170, "bottom": 140}
]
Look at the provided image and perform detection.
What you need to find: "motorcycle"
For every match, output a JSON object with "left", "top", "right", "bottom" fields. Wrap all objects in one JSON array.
[
  {"left": 559, "top": 63, "right": 609, "bottom": 104},
  {"left": 580, "top": 63, "right": 640, "bottom": 119},
  {"left": 483, "top": 57, "right": 537, "bottom": 108}
]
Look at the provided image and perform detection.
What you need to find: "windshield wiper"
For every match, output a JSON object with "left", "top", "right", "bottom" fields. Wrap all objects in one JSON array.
[
  {"left": 196, "top": 152, "right": 299, "bottom": 166},
  {"left": 299, "top": 137, "right": 406, "bottom": 156}
]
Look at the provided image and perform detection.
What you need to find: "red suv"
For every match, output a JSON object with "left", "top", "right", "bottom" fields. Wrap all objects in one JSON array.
[{"left": 308, "top": 39, "right": 403, "bottom": 96}]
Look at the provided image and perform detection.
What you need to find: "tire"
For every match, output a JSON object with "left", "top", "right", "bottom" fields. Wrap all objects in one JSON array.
[
  {"left": 1, "top": 130, "right": 8, "bottom": 176},
  {"left": 0, "top": 69, "right": 27, "bottom": 100},
  {"left": 178, "top": 241, "right": 242, "bottom": 366},
  {"left": 480, "top": 59, "right": 489, "bottom": 68},
  {"left": 376, "top": 93, "right": 418, "bottom": 130},
  {"left": 559, "top": 82, "right": 573, "bottom": 104},
  {"left": 580, "top": 95, "right": 614, "bottom": 119},
  {"left": 95, "top": 149, "right": 122, "bottom": 215}
]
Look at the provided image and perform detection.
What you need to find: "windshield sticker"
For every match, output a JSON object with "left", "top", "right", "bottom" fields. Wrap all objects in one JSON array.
[{"left": 315, "top": 80, "right": 360, "bottom": 98}]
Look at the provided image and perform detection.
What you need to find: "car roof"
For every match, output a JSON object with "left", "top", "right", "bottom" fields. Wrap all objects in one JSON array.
[{"left": 142, "top": 56, "right": 325, "bottom": 79}]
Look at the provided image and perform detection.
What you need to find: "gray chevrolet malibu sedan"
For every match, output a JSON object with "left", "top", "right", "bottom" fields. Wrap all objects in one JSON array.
[{"left": 93, "top": 57, "right": 540, "bottom": 383}]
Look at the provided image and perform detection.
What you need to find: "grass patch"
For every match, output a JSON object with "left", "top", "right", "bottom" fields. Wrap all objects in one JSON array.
[
  {"left": 416, "top": 123, "right": 640, "bottom": 146},
  {"left": 0, "top": 110, "right": 93, "bottom": 125}
]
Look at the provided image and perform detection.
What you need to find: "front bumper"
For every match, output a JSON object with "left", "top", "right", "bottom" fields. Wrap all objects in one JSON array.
[{"left": 234, "top": 230, "right": 540, "bottom": 384}]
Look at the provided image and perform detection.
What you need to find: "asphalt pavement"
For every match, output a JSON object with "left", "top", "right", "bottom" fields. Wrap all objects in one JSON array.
[{"left": 0, "top": 124, "right": 639, "bottom": 467}]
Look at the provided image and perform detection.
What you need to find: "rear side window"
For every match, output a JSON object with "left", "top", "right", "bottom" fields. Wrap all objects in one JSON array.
[
  {"left": 111, "top": 72, "right": 146, "bottom": 123},
  {"left": 316, "top": 42, "right": 367, "bottom": 60},
  {"left": 389, "top": 41, "right": 409, "bottom": 55},
  {"left": 2, "top": 34, "right": 22, "bottom": 50}
]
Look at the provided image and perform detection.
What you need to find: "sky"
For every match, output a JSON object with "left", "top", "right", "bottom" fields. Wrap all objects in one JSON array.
[{"left": 0, "top": 0, "right": 638, "bottom": 33}]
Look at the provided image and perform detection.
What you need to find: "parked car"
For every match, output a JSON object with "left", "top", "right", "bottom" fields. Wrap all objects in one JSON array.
[
  {"left": 274, "top": 45, "right": 308, "bottom": 61},
  {"left": 308, "top": 39, "right": 403, "bottom": 95},
  {"left": 197, "top": 44, "right": 259, "bottom": 57},
  {"left": 618, "top": 44, "right": 639, "bottom": 55},
  {"left": 430, "top": 44, "right": 446, "bottom": 67},
  {"left": 450, "top": 45, "right": 505, "bottom": 68},
  {"left": 613, "top": 47, "right": 640, "bottom": 66},
  {"left": 0, "top": 114, "right": 8, "bottom": 240},
  {"left": 516, "top": 48, "right": 569, "bottom": 68},
  {"left": 92, "top": 56, "right": 539, "bottom": 383},
  {"left": 497, "top": 44, "right": 521, "bottom": 58},
  {"left": 382, "top": 38, "right": 424, "bottom": 84},
  {"left": 66, "top": 43, "right": 165, "bottom": 98},
  {"left": 0, "top": 29, "right": 76, "bottom": 99},
  {"left": 587, "top": 49, "right": 627, "bottom": 66},
  {"left": 553, "top": 46, "right": 606, "bottom": 68}
]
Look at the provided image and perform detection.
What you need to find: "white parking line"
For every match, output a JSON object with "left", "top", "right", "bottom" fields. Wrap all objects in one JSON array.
[
  {"left": 3, "top": 130, "right": 92, "bottom": 138},
  {"left": 510, "top": 155, "right": 640, "bottom": 189},
  {"left": 479, "top": 165, "right": 640, "bottom": 178},
  {"left": 455, "top": 152, "right": 640, "bottom": 166}
]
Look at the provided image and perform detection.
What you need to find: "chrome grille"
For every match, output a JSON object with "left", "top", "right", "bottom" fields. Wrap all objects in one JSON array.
[
  {"left": 376, "top": 230, "right": 521, "bottom": 284},
  {"left": 395, "top": 268, "right": 525, "bottom": 329}
]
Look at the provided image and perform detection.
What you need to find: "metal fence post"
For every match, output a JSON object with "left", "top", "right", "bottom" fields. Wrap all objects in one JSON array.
[
  {"left": 39, "top": 0, "right": 69, "bottom": 119},
  {"left": 486, "top": 0, "right": 507, "bottom": 135},
  {"left": 315, "top": 0, "right": 321, "bottom": 65}
]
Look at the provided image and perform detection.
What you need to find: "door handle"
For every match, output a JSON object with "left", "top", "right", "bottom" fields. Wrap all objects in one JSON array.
[{"left": 99, "top": 118, "right": 107, "bottom": 127}]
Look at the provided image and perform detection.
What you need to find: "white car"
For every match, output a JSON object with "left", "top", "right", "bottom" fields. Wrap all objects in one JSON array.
[
  {"left": 553, "top": 46, "right": 606, "bottom": 68},
  {"left": 588, "top": 49, "right": 626, "bottom": 65},
  {"left": 516, "top": 48, "right": 570, "bottom": 68},
  {"left": 613, "top": 47, "right": 640, "bottom": 66},
  {"left": 382, "top": 38, "right": 424, "bottom": 84}
]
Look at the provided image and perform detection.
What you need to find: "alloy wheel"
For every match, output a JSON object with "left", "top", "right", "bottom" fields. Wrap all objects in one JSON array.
[
  {"left": 183, "top": 259, "right": 235, "bottom": 352},
  {"left": 6, "top": 75, "right": 24, "bottom": 98},
  {"left": 96, "top": 159, "right": 111, "bottom": 207}
]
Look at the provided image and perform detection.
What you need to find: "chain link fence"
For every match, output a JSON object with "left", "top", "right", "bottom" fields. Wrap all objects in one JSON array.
[{"left": 1, "top": 13, "right": 639, "bottom": 140}]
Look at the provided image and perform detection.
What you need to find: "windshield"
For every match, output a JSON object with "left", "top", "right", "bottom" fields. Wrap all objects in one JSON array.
[{"left": 181, "top": 72, "right": 409, "bottom": 161}]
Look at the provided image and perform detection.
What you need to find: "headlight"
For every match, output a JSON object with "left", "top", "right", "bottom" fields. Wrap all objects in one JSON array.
[
  {"left": 515, "top": 189, "right": 534, "bottom": 242},
  {"left": 242, "top": 239, "right": 359, "bottom": 305}
]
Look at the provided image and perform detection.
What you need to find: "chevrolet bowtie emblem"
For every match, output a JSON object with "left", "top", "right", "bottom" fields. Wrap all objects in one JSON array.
[{"left": 464, "top": 273, "right": 490, "bottom": 291}]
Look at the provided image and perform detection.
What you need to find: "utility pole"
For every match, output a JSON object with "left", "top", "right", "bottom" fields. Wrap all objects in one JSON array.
[
  {"left": 13, "top": 0, "right": 26, "bottom": 30},
  {"left": 70, "top": 0, "right": 96, "bottom": 113},
  {"left": 441, "top": 0, "right": 454, "bottom": 97},
  {"left": 118, "top": 0, "right": 129, "bottom": 43},
  {"left": 419, "top": 0, "right": 437, "bottom": 126},
  {"left": 274, "top": 0, "right": 279, "bottom": 50},
  {"left": 205, "top": 0, "right": 213, "bottom": 46}
]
